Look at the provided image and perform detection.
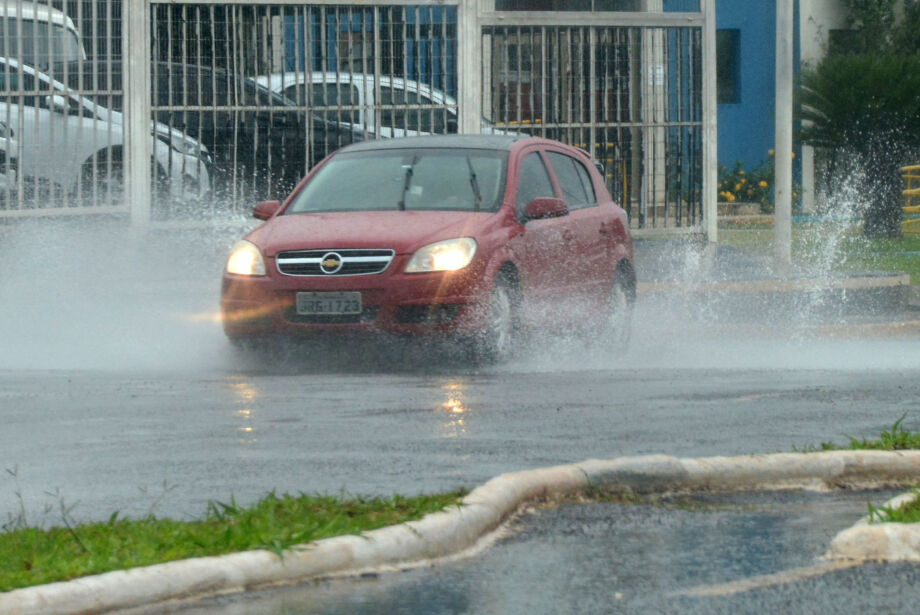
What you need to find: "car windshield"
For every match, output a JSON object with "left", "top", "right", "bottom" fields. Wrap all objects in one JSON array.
[
  {"left": 287, "top": 148, "right": 507, "bottom": 214},
  {"left": 0, "top": 19, "right": 82, "bottom": 68}
]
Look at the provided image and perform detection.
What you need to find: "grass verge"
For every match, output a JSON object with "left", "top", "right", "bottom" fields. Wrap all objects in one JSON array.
[
  {"left": 717, "top": 220, "right": 920, "bottom": 282},
  {"left": 0, "top": 490, "right": 465, "bottom": 593},
  {"left": 794, "top": 415, "right": 920, "bottom": 524}
]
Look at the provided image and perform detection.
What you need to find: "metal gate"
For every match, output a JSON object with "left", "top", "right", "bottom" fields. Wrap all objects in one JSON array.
[
  {"left": 481, "top": 13, "right": 706, "bottom": 230},
  {"left": 0, "top": 1, "right": 715, "bottom": 233}
]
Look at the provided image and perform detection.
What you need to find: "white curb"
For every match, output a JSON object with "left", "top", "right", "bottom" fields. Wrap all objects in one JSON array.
[
  {"left": 4, "top": 450, "right": 920, "bottom": 615},
  {"left": 826, "top": 489, "right": 920, "bottom": 562}
]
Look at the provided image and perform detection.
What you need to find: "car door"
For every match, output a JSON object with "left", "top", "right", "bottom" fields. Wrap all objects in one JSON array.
[
  {"left": 509, "top": 148, "right": 576, "bottom": 325},
  {"left": 544, "top": 148, "right": 614, "bottom": 305}
]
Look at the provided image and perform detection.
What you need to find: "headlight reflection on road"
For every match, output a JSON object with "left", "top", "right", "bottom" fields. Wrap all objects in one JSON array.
[
  {"left": 230, "top": 380, "right": 259, "bottom": 443},
  {"left": 439, "top": 380, "right": 469, "bottom": 439}
]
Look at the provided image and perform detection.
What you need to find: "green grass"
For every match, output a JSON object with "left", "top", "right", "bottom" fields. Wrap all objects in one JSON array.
[
  {"left": 868, "top": 490, "right": 920, "bottom": 524},
  {"left": 0, "top": 490, "right": 465, "bottom": 592},
  {"left": 794, "top": 415, "right": 920, "bottom": 524},
  {"left": 795, "top": 415, "right": 920, "bottom": 453},
  {"left": 717, "top": 221, "right": 920, "bottom": 282}
]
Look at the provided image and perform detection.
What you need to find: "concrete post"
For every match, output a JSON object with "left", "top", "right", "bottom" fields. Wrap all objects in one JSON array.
[
  {"left": 457, "top": 0, "right": 484, "bottom": 134},
  {"left": 701, "top": 0, "right": 718, "bottom": 242},
  {"left": 775, "top": 0, "right": 794, "bottom": 265},
  {"left": 125, "top": 0, "right": 152, "bottom": 229}
]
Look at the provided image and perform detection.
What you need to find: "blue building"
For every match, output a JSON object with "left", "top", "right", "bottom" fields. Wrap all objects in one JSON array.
[{"left": 716, "top": 1, "right": 787, "bottom": 172}]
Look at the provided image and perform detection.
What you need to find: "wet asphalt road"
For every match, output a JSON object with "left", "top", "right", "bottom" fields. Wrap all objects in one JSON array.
[
  {"left": 2, "top": 219, "right": 920, "bottom": 612},
  {"left": 3, "top": 349, "right": 920, "bottom": 524}
]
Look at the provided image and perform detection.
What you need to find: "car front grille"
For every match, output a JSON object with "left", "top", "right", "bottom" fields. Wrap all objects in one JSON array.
[{"left": 276, "top": 249, "right": 395, "bottom": 276}]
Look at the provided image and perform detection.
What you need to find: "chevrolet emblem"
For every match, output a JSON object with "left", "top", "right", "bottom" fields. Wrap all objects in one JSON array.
[{"left": 319, "top": 252, "right": 344, "bottom": 274}]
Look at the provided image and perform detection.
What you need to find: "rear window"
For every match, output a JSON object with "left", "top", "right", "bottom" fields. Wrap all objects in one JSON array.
[{"left": 287, "top": 148, "right": 507, "bottom": 214}]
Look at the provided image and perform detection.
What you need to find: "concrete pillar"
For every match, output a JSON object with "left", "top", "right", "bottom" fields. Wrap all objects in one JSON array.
[
  {"left": 125, "top": 0, "right": 152, "bottom": 229},
  {"left": 775, "top": 0, "right": 794, "bottom": 265}
]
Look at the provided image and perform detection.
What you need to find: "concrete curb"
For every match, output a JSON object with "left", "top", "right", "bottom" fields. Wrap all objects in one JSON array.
[
  {"left": 5, "top": 450, "right": 920, "bottom": 615},
  {"left": 826, "top": 490, "right": 920, "bottom": 562}
]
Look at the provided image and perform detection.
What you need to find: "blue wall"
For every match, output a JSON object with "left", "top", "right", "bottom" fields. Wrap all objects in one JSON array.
[{"left": 717, "top": 1, "right": 777, "bottom": 170}]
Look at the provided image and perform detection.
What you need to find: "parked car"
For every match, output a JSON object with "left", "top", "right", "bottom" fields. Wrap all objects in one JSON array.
[
  {"left": 221, "top": 135, "right": 635, "bottom": 361},
  {"left": 0, "top": 120, "right": 18, "bottom": 201},
  {"left": 0, "top": 2, "right": 85, "bottom": 70},
  {"left": 67, "top": 62, "right": 366, "bottom": 198},
  {"left": 0, "top": 57, "right": 210, "bottom": 206},
  {"left": 255, "top": 71, "right": 502, "bottom": 139}
]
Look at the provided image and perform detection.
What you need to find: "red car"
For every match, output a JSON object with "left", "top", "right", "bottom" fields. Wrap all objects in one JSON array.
[{"left": 221, "top": 135, "right": 635, "bottom": 361}]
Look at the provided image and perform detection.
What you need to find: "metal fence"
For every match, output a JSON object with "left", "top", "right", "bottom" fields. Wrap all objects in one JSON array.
[
  {"left": 484, "top": 23, "right": 703, "bottom": 228},
  {"left": 0, "top": 0, "right": 714, "bottom": 232}
]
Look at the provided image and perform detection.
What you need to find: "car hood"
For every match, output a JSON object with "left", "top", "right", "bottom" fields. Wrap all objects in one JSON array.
[{"left": 250, "top": 210, "right": 499, "bottom": 257}]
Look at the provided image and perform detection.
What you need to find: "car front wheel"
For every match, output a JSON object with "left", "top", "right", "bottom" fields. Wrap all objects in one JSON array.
[
  {"left": 607, "top": 269, "right": 636, "bottom": 350},
  {"left": 472, "top": 276, "right": 516, "bottom": 364}
]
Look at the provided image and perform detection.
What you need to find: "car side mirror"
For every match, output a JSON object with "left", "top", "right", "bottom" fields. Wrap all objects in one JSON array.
[
  {"left": 253, "top": 200, "right": 281, "bottom": 220},
  {"left": 523, "top": 197, "right": 568, "bottom": 221}
]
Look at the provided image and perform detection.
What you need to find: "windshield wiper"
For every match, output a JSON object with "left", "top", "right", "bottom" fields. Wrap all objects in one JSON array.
[
  {"left": 397, "top": 156, "right": 417, "bottom": 211},
  {"left": 466, "top": 155, "right": 482, "bottom": 212}
]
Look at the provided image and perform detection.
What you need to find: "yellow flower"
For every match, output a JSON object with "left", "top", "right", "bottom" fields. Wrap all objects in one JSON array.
[
  {"left": 759, "top": 180, "right": 768, "bottom": 188},
  {"left": 739, "top": 170, "right": 745, "bottom": 175},
  {"left": 768, "top": 149, "right": 775, "bottom": 156}
]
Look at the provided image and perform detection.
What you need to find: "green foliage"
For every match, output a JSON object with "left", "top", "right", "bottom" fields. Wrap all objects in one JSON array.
[
  {"left": 868, "top": 490, "right": 920, "bottom": 524},
  {"left": 838, "top": 0, "right": 897, "bottom": 54},
  {"left": 793, "top": 415, "right": 920, "bottom": 454},
  {"left": 717, "top": 160, "right": 774, "bottom": 209},
  {"left": 844, "top": 414, "right": 920, "bottom": 450},
  {"left": 0, "top": 489, "right": 466, "bottom": 592},
  {"left": 798, "top": 53, "right": 920, "bottom": 237}
]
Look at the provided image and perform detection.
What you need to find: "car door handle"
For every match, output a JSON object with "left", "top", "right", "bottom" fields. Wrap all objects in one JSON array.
[{"left": 562, "top": 229, "right": 575, "bottom": 241}]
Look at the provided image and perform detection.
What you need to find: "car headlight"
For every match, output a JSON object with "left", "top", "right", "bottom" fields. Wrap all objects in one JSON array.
[
  {"left": 155, "top": 132, "right": 210, "bottom": 160},
  {"left": 405, "top": 238, "right": 477, "bottom": 273},
  {"left": 226, "top": 240, "right": 266, "bottom": 276}
]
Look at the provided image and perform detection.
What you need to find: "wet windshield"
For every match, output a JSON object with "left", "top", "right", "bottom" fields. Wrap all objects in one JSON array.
[{"left": 287, "top": 148, "right": 507, "bottom": 214}]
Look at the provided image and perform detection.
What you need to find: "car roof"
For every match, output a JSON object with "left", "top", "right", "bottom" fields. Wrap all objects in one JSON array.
[
  {"left": 257, "top": 71, "right": 456, "bottom": 104},
  {"left": 338, "top": 134, "right": 540, "bottom": 153},
  {"left": 0, "top": 2, "right": 75, "bottom": 29}
]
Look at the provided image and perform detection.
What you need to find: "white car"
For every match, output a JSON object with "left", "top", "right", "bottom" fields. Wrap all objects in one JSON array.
[
  {"left": 0, "top": 57, "right": 210, "bottom": 206},
  {"left": 255, "top": 71, "right": 503, "bottom": 139},
  {"left": 0, "top": 2, "right": 85, "bottom": 69},
  {"left": 0, "top": 120, "right": 17, "bottom": 197}
]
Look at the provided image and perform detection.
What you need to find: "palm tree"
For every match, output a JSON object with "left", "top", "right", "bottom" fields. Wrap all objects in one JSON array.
[{"left": 798, "top": 53, "right": 920, "bottom": 236}]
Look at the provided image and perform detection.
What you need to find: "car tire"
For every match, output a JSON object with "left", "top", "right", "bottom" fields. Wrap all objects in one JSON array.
[
  {"left": 473, "top": 275, "right": 517, "bottom": 364},
  {"left": 80, "top": 151, "right": 124, "bottom": 206},
  {"left": 606, "top": 266, "right": 636, "bottom": 350}
]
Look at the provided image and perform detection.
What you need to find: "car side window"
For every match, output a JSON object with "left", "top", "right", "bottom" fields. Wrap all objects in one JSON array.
[
  {"left": 310, "top": 83, "right": 359, "bottom": 123},
  {"left": 515, "top": 152, "right": 556, "bottom": 216},
  {"left": 573, "top": 157, "right": 598, "bottom": 205},
  {"left": 380, "top": 86, "right": 407, "bottom": 130},
  {"left": 547, "top": 151, "right": 596, "bottom": 210}
]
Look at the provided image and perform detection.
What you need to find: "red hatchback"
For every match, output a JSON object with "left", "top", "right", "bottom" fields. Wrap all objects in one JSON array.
[{"left": 221, "top": 135, "right": 635, "bottom": 361}]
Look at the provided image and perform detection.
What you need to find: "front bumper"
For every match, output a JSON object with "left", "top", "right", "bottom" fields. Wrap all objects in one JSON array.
[{"left": 220, "top": 256, "right": 490, "bottom": 340}]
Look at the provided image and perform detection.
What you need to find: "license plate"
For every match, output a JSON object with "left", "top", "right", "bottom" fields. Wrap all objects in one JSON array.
[{"left": 296, "top": 292, "right": 362, "bottom": 315}]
